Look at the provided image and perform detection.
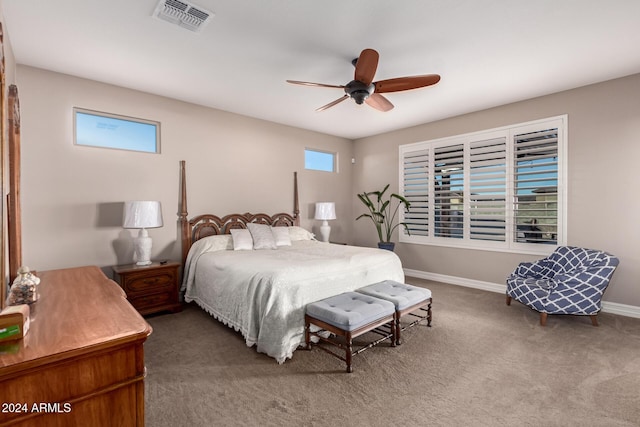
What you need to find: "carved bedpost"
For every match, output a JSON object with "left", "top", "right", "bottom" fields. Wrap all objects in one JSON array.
[
  {"left": 293, "top": 171, "right": 300, "bottom": 226},
  {"left": 179, "top": 160, "right": 191, "bottom": 267}
]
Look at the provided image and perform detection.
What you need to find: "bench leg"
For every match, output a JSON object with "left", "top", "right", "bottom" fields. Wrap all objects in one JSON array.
[
  {"left": 395, "top": 313, "right": 401, "bottom": 346},
  {"left": 345, "top": 332, "right": 353, "bottom": 373},
  {"left": 590, "top": 315, "right": 599, "bottom": 327},
  {"left": 395, "top": 298, "right": 433, "bottom": 345}
]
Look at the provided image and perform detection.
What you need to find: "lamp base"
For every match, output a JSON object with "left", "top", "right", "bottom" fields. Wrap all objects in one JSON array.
[
  {"left": 319, "top": 221, "right": 331, "bottom": 243},
  {"left": 133, "top": 228, "right": 153, "bottom": 266}
]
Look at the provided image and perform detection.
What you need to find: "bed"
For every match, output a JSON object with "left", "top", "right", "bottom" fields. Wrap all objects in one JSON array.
[{"left": 178, "top": 161, "right": 405, "bottom": 363}]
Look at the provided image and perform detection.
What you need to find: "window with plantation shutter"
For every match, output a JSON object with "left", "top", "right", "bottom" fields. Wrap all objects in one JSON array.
[
  {"left": 513, "top": 128, "right": 559, "bottom": 245},
  {"left": 434, "top": 144, "right": 464, "bottom": 239},
  {"left": 469, "top": 136, "right": 507, "bottom": 242},
  {"left": 402, "top": 148, "right": 429, "bottom": 236},
  {"left": 399, "top": 115, "right": 566, "bottom": 254}
]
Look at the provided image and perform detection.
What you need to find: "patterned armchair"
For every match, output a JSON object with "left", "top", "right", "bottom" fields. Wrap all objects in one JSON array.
[{"left": 506, "top": 246, "right": 619, "bottom": 326}]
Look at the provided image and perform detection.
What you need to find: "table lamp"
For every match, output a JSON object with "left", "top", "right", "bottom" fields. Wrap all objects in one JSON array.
[
  {"left": 123, "top": 201, "right": 163, "bottom": 265},
  {"left": 315, "top": 202, "right": 336, "bottom": 242}
]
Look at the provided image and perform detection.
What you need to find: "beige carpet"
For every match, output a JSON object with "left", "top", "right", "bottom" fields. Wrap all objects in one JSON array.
[{"left": 144, "top": 278, "right": 640, "bottom": 426}]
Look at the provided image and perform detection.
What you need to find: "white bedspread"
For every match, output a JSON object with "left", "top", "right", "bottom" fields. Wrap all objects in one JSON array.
[{"left": 182, "top": 239, "right": 404, "bottom": 363}]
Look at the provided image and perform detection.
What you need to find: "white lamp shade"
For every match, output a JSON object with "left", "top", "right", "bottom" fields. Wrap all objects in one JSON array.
[
  {"left": 314, "top": 202, "right": 336, "bottom": 221},
  {"left": 123, "top": 201, "right": 163, "bottom": 229}
]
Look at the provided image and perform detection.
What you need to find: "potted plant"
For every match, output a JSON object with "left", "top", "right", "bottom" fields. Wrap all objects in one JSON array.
[{"left": 356, "top": 184, "right": 411, "bottom": 251}]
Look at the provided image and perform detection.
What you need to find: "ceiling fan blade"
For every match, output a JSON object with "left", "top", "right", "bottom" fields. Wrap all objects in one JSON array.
[
  {"left": 354, "top": 48, "right": 379, "bottom": 85},
  {"left": 316, "top": 95, "right": 349, "bottom": 112},
  {"left": 365, "top": 93, "right": 394, "bottom": 112},
  {"left": 374, "top": 74, "right": 441, "bottom": 93},
  {"left": 286, "top": 80, "right": 345, "bottom": 89}
]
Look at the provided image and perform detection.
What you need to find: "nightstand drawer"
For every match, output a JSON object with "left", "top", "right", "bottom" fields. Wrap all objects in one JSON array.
[
  {"left": 129, "top": 292, "right": 174, "bottom": 312},
  {"left": 124, "top": 270, "right": 176, "bottom": 294}
]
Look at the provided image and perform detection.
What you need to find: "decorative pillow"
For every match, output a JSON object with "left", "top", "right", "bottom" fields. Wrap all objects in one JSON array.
[
  {"left": 288, "top": 226, "right": 315, "bottom": 241},
  {"left": 230, "top": 228, "right": 253, "bottom": 251},
  {"left": 271, "top": 226, "right": 292, "bottom": 247},
  {"left": 192, "top": 234, "right": 233, "bottom": 253},
  {"left": 247, "top": 223, "right": 277, "bottom": 250}
]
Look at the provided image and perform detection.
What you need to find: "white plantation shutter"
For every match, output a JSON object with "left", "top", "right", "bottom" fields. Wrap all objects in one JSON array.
[
  {"left": 434, "top": 144, "right": 464, "bottom": 238},
  {"left": 399, "top": 115, "right": 565, "bottom": 253},
  {"left": 402, "top": 148, "right": 429, "bottom": 236},
  {"left": 513, "top": 128, "right": 559, "bottom": 244},
  {"left": 469, "top": 137, "right": 507, "bottom": 242}
]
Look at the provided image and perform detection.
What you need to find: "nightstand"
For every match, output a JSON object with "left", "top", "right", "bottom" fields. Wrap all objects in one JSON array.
[{"left": 112, "top": 261, "right": 182, "bottom": 316}]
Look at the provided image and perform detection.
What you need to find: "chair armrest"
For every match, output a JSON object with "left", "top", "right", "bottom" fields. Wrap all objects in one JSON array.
[
  {"left": 515, "top": 259, "right": 554, "bottom": 279},
  {"left": 547, "top": 273, "right": 606, "bottom": 313},
  {"left": 547, "top": 262, "right": 617, "bottom": 314},
  {"left": 552, "top": 266, "right": 612, "bottom": 296}
]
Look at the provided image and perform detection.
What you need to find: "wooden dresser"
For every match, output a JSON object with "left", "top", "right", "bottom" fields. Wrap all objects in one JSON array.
[{"left": 0, "top": 266, "right": 152, "bottom": 427}]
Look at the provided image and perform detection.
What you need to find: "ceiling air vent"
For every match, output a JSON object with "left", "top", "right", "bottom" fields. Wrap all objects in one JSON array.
[{"left": 153, "top": 0, "right": 214, "bottom": 32}]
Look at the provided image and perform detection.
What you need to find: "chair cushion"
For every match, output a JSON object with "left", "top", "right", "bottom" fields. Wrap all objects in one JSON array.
[
  {"left": 306, "top": 292, "right": 395, "bottom": 331},
  {"left": 357, "top": 280, "right": 432, "bottom": 311}
]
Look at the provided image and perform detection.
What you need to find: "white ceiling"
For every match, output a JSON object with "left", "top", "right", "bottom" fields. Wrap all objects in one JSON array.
[{"left": 3, "top": 0, "right": 640, "bottom": 140}]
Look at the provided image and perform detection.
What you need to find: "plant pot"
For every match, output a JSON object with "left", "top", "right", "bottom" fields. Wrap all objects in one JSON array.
[{"left": 377, "top": 242, "right": 395, "bottom": 251}]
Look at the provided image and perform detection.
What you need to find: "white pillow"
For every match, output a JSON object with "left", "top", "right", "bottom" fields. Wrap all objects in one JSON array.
[
  {"left": 230, "top": 229, "right": 253, "bottom": 250},
  {"left": 247, "top": 223, "right": 277, "bottom": 250},
  {"left": 288, "top": 226, "right": 315, "bottom": 241},
  {"left": 192, "top": 234, "right": 233, "bottom": 253},
  {"left": 271, "top": 226, "right": 292, "bottom": 246}
]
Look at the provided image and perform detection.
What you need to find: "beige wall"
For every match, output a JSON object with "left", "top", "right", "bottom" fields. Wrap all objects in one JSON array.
[
  {"left": 353, "top": 73, "right": 640, "bottom": 307},
  {"left": 16, "top": 66, "right": 353, "bottom": 271}
]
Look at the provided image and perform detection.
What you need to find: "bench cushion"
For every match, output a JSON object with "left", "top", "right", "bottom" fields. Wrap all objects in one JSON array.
[
  {"left": 306, "top": 292, "right": 395, "bottom": 331},
  {"left": 357, "top": 280, "right": 432, "bottom": 311}
]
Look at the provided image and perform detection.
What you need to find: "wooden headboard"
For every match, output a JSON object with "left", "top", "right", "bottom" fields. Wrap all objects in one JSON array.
[{"left": 177, "top": 161, "right": 300, "bottom": 266}]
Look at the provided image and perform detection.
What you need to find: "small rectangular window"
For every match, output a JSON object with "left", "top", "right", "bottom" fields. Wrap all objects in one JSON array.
[
  {"left": 74, "top": 108, "right": 160, "bottom": 153},
  {"left": 305, "top": 148, "right": 335, "bottom": 172}
]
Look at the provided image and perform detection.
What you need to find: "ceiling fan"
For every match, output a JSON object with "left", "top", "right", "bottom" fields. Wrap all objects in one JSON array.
[{"left": 286, "top": 48, "right": 440, "bottom": 112}]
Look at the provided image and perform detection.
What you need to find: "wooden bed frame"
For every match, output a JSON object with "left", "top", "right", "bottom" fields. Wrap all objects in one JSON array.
[{"left": 178, "top": 160, "right": 301, "bottom": 266}]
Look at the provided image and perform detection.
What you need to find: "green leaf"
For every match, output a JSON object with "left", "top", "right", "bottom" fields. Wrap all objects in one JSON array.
[{"left": 356, "top": 184, "right": 410, "bottom": 243}]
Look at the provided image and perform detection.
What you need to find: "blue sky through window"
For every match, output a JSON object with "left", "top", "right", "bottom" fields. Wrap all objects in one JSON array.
[
  {"left": 75, "top": 109, "right": 159, "bottom": 153},
  {"left": 515, "top": 157, "right": 558, "bottom": 195},
  {"left": 305, "top": 149, "right": 335, "bottom": 172}
]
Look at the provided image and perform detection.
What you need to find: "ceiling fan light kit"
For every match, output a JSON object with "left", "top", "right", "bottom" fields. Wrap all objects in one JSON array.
[
  {"left": 287, "top": 48, "right": 440, "bottom": 112},
  {"left": 344, "top": 81, "right": 374, "bottom": 105}
]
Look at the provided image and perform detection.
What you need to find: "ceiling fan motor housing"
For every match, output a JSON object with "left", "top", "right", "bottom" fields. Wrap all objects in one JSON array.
[{"left": 344, "top": 80, "right": 374, "bottom": 104}]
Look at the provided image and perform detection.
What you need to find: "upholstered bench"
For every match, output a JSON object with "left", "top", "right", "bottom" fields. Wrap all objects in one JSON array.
[
  {"left": 305, "top": 292, "right": 397, "bottom": 373},
  {"left": 357, "top": 280, "right": 432, "bottom": 345}
]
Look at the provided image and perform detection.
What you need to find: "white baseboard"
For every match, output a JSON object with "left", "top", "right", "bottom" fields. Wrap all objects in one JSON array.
[
  {"left": 600, "top": 301, "right": 640, "bottom": 318},
  {"left": 404, "top": 268, "right": 640, "bottom": 319}
]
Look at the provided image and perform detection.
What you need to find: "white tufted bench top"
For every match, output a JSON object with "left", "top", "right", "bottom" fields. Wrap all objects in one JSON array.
[
  {"left": 357, "top": 280, "right": 432, "bottom": 310},
  {"left": 305, "top": 292, "right": 395, "bottom": 331}
]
